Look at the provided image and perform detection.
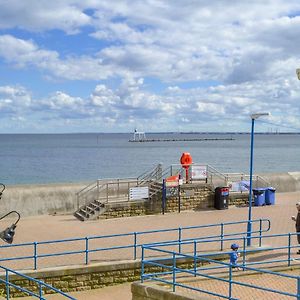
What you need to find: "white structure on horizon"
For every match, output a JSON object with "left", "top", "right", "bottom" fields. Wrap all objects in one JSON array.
[{"left": 133, "top": 129, "right": 146, "bottom": 141}]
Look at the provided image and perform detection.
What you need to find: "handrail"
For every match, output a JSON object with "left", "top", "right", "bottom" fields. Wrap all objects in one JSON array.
[
  {"left": 75, "top": 177, "right": 138, "bottom": 208},
  {"left": 0, "top": 219, "right": 270, "bottom": 270},
  {"left": 137, "top": 164, "right": 162, "bottom": 183},
  {"left": 0, "top": 265, "right": 76, "bottom": 299},
  {"left": 141, "top": 233, "right": 300, "bottom": 299},
  {"left": 75, "top": 163, "right": 271, "bottom": 210}
]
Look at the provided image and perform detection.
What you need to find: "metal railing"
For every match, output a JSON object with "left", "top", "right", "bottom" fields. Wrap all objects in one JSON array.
[
  {"left": 137, "top": 164, "right": 163, "bottom": 185},
  {"left": 75, "top": 163, "right": 271, "bottom": 210},
  {"left": 75, "top": 177, "right": 138, "bottom": 209},
  {"left": 168, "top": 163, "right": 270, "bottom": 189},
  {"left": 0, "top": 265, "right": 75, "bottom": 299},
  {"left": 0, "top": 219, "right": 270, "bottom": 271},
  {"left": 141, "top": 233, "right": 300, "bottom": 299}
]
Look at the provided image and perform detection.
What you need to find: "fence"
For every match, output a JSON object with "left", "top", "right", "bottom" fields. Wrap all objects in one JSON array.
[
  {"left": 141, "top": 233, "right": 300, "bottom": 299},
  {"left": 0, "top": 265, "right": 75, "bottom": 300},
  {"left": 0, "top": 219, "right": 270, "bottom": 270}
]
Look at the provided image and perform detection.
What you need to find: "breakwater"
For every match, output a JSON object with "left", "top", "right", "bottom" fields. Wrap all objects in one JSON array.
[{"left": 129, "top": 137, "right": 235, "bottom": 142}]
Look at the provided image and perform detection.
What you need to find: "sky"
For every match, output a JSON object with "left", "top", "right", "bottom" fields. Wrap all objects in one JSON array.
[{"left": 1, "top": 0, "right": 300, "bottom": 133}]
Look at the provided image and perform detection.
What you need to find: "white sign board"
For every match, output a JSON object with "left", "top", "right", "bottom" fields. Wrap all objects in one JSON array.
[
  {"left": 228, "top": 181, "right": 250, "bottom": 192},
  {"left": 129, "top": 186, "right": 149, "bottom": 200},
  {"left": 228, "top": 182, "right": 240, "bottom": 192},
  {"left": 190, "top": 165, "right": 207, "bottom": 180}
]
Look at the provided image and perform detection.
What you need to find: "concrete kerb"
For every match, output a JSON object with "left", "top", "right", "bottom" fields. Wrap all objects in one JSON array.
[{"left": 132, "top": 282, "right": 212, "bottom": 300}]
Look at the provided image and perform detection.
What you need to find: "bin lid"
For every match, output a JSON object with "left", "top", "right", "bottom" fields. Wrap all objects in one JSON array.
[
  {"left": 267, "top": 187, "right": 276, "bottom": 191},
  {"left": 215, "top": 186, "right": 229, "bottom": 191},
  {"left": 253, "top": 187, "right": 267, "bottom": 191}
]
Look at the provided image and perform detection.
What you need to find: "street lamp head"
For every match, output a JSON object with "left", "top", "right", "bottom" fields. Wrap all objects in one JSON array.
[
  {"left": 0, "top": 210, "right": 20, "bottom": 244},
  {"left": 296, "top": 69, "right": 300, "bottom": 80},
  {"left": 250, "top": 112, "right": 270, "bottom": 120},
  {"left": 0, "top": 224, "right": 16, "bottom": 244}
]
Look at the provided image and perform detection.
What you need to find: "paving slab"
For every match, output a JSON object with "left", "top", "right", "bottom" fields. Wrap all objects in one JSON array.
[{"left": 3, "top": 191, "right": 300, "bottom": 299}]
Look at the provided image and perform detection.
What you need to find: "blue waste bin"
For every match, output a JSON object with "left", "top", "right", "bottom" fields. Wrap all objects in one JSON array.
[
  {"left": 265, "top": 187, "right": 276, "bottom": 205},
  {"left": 253, "top": 188, "right": 266, "bottom": 206}
]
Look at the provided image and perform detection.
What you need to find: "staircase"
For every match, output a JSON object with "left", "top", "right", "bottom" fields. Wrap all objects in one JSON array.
[
  {"left": 73, "top": 165, "right": 166, "bottom": 221},
  {"left": 73, "top": 199, "right": 106, "bottom": 221}
]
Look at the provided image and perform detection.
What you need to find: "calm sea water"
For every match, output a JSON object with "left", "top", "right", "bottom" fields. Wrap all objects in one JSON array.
[{"left": 0, "top": 133, "right": 299, "bottom": 185}]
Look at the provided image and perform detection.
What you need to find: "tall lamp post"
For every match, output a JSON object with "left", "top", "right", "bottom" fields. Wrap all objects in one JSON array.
[{"left": 247, "top": 112, "right": 270, "bottom": 247}]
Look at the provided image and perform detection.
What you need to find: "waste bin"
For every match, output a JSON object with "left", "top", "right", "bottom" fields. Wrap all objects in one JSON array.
[
  {"left": 253, "top": 188, "right": 266, "bottom": 206},
  {"left": 214, "top": 187, "right": 229, "bottom": 210},
  {"left": 265, "top": 187, "right": 276, "bottom": 205}
]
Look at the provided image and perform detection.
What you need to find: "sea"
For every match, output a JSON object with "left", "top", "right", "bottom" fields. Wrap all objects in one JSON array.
[{"left": 0, "top": 132, "right": 299, "bottom": 185}]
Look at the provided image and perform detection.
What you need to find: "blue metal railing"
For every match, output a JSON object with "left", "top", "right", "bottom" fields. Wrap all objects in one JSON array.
[
  {"left": 0, "top": 265, "right": 76, "bottom": 299},
  {"left": 0, "top": 219, "right": 270, "bottom": 270},
  {"left": 143, "top": 232, "right": 300, "bottom": 270},
  {"left": 141, "top": 233, "right": 300, "bottom": 299}
]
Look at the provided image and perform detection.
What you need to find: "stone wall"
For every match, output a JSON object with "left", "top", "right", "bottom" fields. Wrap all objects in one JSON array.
[
  {"left": 94, "top": 185, "right": 248, "bottom": 220},
  {"left": 229, "top": 192, "right": 249, "bottom": 206},
  {"left": 165, "top": 184, "right": 214, "bottom": 212},
  {"left": 97, "top": 184, "right": 215, "bottom": 219},
  {"left": 99, "top": 200, "right": 148, "bottom": 219},
  {"left": 0, "top": 257, "right": 212, "bottom": 298}
]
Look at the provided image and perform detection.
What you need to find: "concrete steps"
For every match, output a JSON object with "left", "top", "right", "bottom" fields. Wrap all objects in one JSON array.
[{"left": 74, "top": 199, "right": 106, "bottom": 221}]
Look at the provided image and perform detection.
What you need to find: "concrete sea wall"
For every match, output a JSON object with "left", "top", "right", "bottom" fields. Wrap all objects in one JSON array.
[
  {"left": 0, "top": 172, "right": 300, "bottom": 218},
  {"left": 0, "top": 182, "right": 87, "bottom": 217}
]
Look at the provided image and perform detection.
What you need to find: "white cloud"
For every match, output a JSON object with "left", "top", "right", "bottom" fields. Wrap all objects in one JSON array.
[
  {"left": 0, "top": 85, "right": 31, "bottom": 112},
  {"left": 0, "top": 0, "right": 91, "bottom": 34},
  {"left": 0, "top": 1, "right": 300, "bottom": 132}
]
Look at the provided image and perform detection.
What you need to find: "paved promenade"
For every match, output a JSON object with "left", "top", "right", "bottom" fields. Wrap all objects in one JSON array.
[{"left": 6, "top": 191, "right": 300, "bottom": 299}]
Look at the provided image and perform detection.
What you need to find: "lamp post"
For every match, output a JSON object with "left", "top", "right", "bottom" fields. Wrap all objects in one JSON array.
[{"left": 247, "top": 113, "right": 270, "bottom": 247}]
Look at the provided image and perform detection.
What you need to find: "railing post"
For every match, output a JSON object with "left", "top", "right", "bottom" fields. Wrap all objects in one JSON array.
[
  {"left": 39, "top": 283, "right": 43, "bottom": 299},
  {"left": 259, "top": 219, "right": 262, "bottom": 247},
  {"left": 172, "top": 253, "right": 176, "bottom": 292},
  {"left": 220, "top": 223, "right": 224, "bottom": 251},
  {"left": 288, "top": 233, "right": 291, "bottom": 267},
  {"left": 85, "top": 237, "right": 89, "bottom": 265},
  {"left": 141, "top": 246, "right": 145, "bottom": 283},
  {"left": 193, "top": 241, "right": 197, "bottom": 277},
  {"left": 297, "top": 277, "right": 300, "bottom": 300},
  {"left": 117, "top": 179, "right": 120, "bottom": 197},
  {"left": 97, "top": 180, "right": 100, "bottom": 199},
  {"left": 5, "top": 269, "right": 9, "bottom": 300},
  {"left": 128, "top": 182, "right": 130, "bottom": 201},
  {"left": 178, "top": 227, "right": 182, "bottom": 253},
  {"left": 228, "top": 264, "right": 232, "bottom": 299},
  {"left": 242, "top": 237, "right": 246, "bottom": 268},
  {"left": 134, "top": 232, "right": 137, "bottom": 260},
  {"left": 76, "top": 193, "right": 79, "bottom": 210},
  {"left": 106, "top": 183, "right": 109, "bottom": 203},
  {"left": 34, "top": 242, "right": 38, "bottom": 270}
]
